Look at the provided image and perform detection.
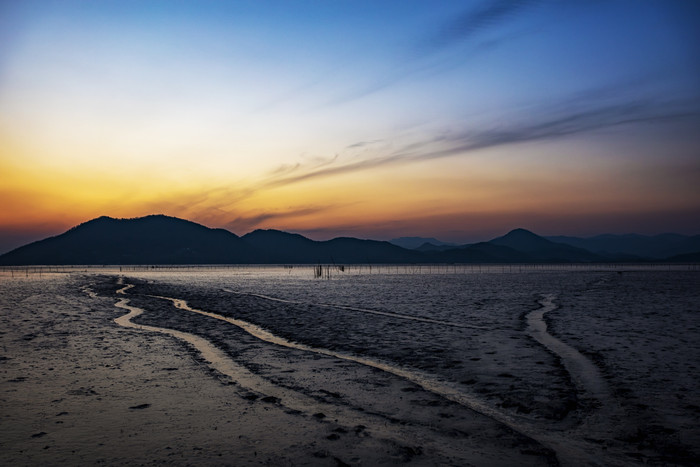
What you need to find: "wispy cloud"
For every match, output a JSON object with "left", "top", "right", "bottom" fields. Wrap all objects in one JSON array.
[
  {"left": 264, "top": 95, "right": 700, "bottom": 189},
  {"left": 264, "top": 154, "right": 338, "bottom": 180},
  {"left": 450, "top": 100, "right": 699, "bottom": 150},
  {"left": 326, "top": 1, "right": 542, "bottom": 106},
  {"left": 346, "top": 140, "right": 383, "bottom": 149},
  {"left": 419, "top": 0, "right": 538, "bottom": 55},
  {"left": 224, "top": 205, "right": 341, "bottom": 234},
  {"left": 154, "top": 87, "right": 698, "bottom": 232}
]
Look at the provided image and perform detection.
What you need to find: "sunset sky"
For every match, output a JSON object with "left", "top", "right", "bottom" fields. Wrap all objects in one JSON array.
[{"left": 1, "top": 0, "right": 699, "bottom": 253}]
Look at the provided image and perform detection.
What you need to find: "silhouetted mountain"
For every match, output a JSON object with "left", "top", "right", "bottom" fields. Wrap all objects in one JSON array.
[
  {"left": 664, "top": 251, "right": 700, "bottom": 263},
  {"left": 415, "top": 242, "right": 456, "bottom": 252},
  {"left": 389, "top": 237, "right": 456, "bottom": 249},
  {"left": 322, "top": 237, "right": 425, "bottom": 263},
  {"left": 243, "top": 229, "right": 423, "bottom": 263},
  {"left": 491, "top": 228, "right": 556, "bottom": 251},
  {"left": 1, "top": 215, "right": 697, "bottom": 265},
  {"left": 242, "top": 229, "right": 316, "bottom": 263},
  {"left": 489, "top": 228, "right": 604, "bottom": 262},
  {"left": 547, "top": 233, "right": 700, "bottom": 259},
  {"left": 427, "top": 242, "right": 533, "bottom": 263},
  {"left": 669, "top": 236, "right": 700, "bottom": 258},
  {"left": 0, "top": 215, "right": 258, "bottom": 265}
]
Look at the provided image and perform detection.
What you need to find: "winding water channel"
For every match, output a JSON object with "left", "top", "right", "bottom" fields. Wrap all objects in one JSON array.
[{"left": 112, "top": 283, "right": 631, "bottom": 466}]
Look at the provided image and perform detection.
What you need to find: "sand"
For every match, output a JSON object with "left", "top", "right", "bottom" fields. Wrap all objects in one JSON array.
[
  {"left": 1, "top": 267, "right": 698, "bottom": 466},
  {"left": 1, "top": 273, "right": 553, "bottom": 466}
]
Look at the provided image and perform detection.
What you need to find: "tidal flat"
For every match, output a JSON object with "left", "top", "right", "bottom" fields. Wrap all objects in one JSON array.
[{"left": 1, "top": 265, "right": 698, "bottom": 466}]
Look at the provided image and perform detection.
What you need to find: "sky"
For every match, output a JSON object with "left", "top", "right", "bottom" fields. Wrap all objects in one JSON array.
[{"left": 1, "top": 0, "right": 699, "bottom": 253}]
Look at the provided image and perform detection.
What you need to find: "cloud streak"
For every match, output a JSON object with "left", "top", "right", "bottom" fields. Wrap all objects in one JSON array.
[
  {"left": 420, "top": 0, "right": 538, "bottom": 55},
  {"left": 326, "top": 1, "right": 542, "bottom": 106},
  {"left": 224, "top": 205, "right": 345, "bottom": 234},
  {"left": 346, "top": 140, "right": 383, "bottom": 149},
  {"left": 263, "top": 96, "right": 700, "bottom": 190}
]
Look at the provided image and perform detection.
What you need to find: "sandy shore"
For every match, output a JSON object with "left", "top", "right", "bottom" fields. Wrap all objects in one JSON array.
[
  {"left": 2, "top": 268, "right": 698, "bottom": 466},
  {"left": 1, "top": 273, "right": 555, "bottom": 466}
]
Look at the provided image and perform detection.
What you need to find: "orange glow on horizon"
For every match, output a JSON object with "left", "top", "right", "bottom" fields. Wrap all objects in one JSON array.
[{"left": 2, "top": 137, "right": 699, "bottom": 243}]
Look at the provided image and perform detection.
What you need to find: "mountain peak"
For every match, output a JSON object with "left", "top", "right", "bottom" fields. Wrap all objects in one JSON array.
[
  {"left": 243, "top": 229, "right": 312, "bottom": 242},
  {"left": 504, "top": 228, "right": 538, "bottom": 237},
  {"left": 1, "top": 214, "right": 696, "bottom": 265},
  {"left": 389, "top": 236, "right": 455, "bottom": 249},
  {"left": 0, "top": 215, "right": 250, "bottom": 265},
  {"left": 490, "top": 228, "right": 553, "bottom": 252},
  {"left": 490, "top": 228, "right": 607, "bottom": 262}
]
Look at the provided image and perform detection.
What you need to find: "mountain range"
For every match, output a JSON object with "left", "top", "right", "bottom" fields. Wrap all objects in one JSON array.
[{"left": 0, "top": 215, "right": 698, "bottom": 265}]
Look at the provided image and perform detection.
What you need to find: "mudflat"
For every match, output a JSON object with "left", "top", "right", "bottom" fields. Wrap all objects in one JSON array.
[{"left": 1, "top": 267, "right": 698, "bottom": 465}]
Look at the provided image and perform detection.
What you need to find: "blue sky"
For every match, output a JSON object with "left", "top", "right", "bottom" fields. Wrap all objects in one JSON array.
[{"left": 1, "top": 0, "right": 699, "bottom": 252}]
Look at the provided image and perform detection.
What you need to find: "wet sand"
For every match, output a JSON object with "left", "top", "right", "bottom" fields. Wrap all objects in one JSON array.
[
  {"left": 1, "top": 273, "right": 553, "bottom": 466},
  {"left": 2, "top": 275, "right": 375, "bottom": 465},
  {"left": 1, "top": 269, "right": 698, "bottom": 465}
]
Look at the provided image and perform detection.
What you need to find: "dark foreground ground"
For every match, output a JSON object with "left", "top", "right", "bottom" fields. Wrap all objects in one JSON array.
[{"left": 1, "top": 268, "right": 698, "bottom": 465}]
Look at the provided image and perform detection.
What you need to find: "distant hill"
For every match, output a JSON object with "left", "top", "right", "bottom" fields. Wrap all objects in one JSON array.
[
  {"left": 389, "top": 237, "right": 456, "bottom": 250},
  {"left": 244, "top": 229, "right": 423, "bottom": 264},
  {"left": 0, "top": 216, "right": 697, "bottom": 265},
  {"left": 427, "top": 242, "right": 533, "bottom": 263},
  {"left": 0, "top": 217, "right": 423, "bottom": 265},
  {"left": 0, "top": 215, "right": 258, "bottom": 265},
  {"left": 547, "top": 233, "right": 700, "bottom": 259},
  {"left": 415, "top": 242, "right": 456, "bottom": 252},
  {"left": 664, "top": 251, "right": 700, "bottom": 263},
  {"left": 242, "top": 229, "right": 317, "bottom": 263},
  {"left": 489, "top": 228, "right": 604, "bottom": 262}
]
